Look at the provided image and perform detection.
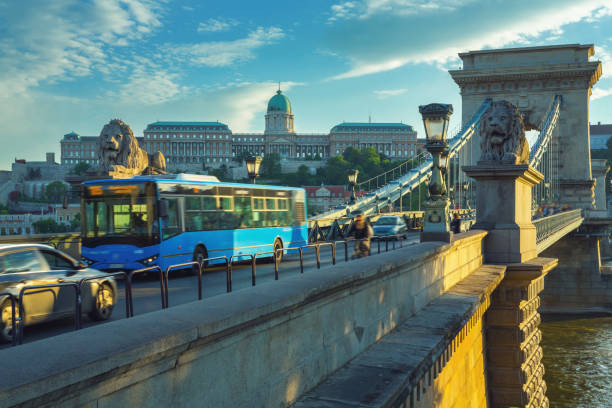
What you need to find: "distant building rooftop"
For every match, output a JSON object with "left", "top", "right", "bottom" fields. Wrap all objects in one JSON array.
[
  {"left": 145, "top": 121, "right": 230, "bottom": 131},
  {"left": 331, "top": 123, "right": 415, "bottom": 132}
]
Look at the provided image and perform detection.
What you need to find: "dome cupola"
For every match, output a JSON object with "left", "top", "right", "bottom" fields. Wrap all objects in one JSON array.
[{"left": 267, "top": 90, "right": 292, "bottom": 114}]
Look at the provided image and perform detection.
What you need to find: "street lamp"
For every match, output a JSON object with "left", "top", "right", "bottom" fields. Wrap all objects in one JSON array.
[
  {"left": 348, "top": 169, "right": 359, "bottom": 204},
  {"left": 419, "top": 103, "right": 453, "bottom": 242},
  {"left": 245, "top": 155, "right": 262, "bottom": 184}
]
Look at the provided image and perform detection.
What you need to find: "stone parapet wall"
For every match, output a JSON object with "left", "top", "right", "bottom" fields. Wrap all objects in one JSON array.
[
  {"left": 0, "top": 231, "right": 487, "bottom": 408},
  {"left": 295, "top": 263, "right": 506, "bottom": 408}
]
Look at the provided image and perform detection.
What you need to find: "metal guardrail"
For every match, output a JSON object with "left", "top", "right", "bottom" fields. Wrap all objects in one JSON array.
[
  {"left": 0, "top": 292, "right": 18, "bottom": 346},
  {"left": 533, "top": 209, "right": 583, "bottom": 244},
  {"left": 2, "top": 235, "right": 415, "bottom": 347}
]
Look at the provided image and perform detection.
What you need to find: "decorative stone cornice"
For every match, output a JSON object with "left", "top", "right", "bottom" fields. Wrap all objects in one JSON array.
[{"left": 449, "top": 62, "right": 601, "bottom": 88}]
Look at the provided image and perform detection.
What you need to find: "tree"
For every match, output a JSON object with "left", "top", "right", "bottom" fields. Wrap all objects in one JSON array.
[
  {"left": 233, "top": 150, "right": 251, "bottom": 164},
  {"left": 70, "top": 213, "right": 81, "bottom": 232},
  {"left": 261, "top": 153, "right": 281, "bottom": 178},
  {"left": 72, "top": 162, "right": 90, "bottom": 175},
  {"left": 32, "top": 218, "right": 68, "bottom": 234},
  {"left": 45, "top": 181, "right": 67, "bottom": 204}
]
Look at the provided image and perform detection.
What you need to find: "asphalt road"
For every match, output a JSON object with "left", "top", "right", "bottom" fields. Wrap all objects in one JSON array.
[{"left": 2, "top": 234, "right": 420, "bottom": 349}]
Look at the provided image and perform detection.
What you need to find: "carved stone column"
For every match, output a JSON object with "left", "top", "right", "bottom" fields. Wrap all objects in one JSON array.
[{"left": 485, "top": 258, "right": 557, "bottom": 408}]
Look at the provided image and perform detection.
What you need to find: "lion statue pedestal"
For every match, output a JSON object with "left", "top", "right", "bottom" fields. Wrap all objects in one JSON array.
[
  {"left": 463, "top": 100, "right": 542, "bottom": 264},
  {"left": 95, "top": 119, "right": 166, "bottom": 178}
]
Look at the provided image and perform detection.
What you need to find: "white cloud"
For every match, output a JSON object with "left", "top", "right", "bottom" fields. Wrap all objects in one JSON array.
[
  {"left": 373, "top": 88, "right": 408, "bottom": 98},
  {"left": 0, "top": 0, "right": 163, "bottom": 97},
  {"left": 330, "top": 0, "right": 472, "bottom": 21},
  {"left": 171, "top": 27, "right": 285, "bottom": 67},
  {"left": 592, "top": 87, "right": 612, "bottom": 100},
  {"left": 197, "top": 18, "right": 239, "bottom": 32},
  {"left": 325, "top": 0, "right": 612, "bottom": 80},
  {"left": 594, "top": 45, "right": 612, "bottom": 78},
  {"left": 212, "top": 81, "right": 303, "bottom": 131},
  {"left": 116, "top": 68, "right": 188, "bottom": 105}
]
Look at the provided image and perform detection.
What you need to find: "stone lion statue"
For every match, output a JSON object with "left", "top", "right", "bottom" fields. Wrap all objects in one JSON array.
[
  {"left": 479, "top": 100, "right": 529, "bottom": 165},
  {"left": 97, "top": 119, "right": 166, "bottom": 176}
]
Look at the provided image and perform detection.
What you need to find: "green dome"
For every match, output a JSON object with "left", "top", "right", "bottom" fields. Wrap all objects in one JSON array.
[{"left": 267, "top": 90, "right": 291, "bottom": 113}]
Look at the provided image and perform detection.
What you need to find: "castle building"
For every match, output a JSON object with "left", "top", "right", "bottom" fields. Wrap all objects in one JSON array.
[{"left": 60, "top": 90, "right": 420, "bottom": 172}]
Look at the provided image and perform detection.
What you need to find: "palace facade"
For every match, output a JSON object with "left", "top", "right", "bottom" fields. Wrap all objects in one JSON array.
[{"left": 60, "top": 90, "right": 420, "bottom": 172}]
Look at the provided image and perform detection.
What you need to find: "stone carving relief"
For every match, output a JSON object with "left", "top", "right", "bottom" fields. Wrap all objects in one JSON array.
[
  {"left": 97, "top": 119, "right": 166, "bottom": 177},
  {"left": 479, "top": 100, "right": 529, "bottom": 165}
]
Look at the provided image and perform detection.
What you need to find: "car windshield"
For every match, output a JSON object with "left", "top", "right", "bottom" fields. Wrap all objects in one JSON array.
[{"left": 375, "top": 217, "right": 398, "bottom": 225}]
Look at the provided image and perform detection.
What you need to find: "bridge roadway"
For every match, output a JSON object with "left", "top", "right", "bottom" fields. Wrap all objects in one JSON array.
[{"left": 2, "top": 233, "right": 421, "bottom": 349}]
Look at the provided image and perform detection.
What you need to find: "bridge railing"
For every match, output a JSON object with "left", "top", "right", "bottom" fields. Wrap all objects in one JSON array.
[{"left": 533, "top": 209, "right": 582, "bottom": 244}]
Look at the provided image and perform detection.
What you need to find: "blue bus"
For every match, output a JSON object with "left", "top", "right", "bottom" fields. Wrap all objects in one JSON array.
[{"left": 79, "top": 174, "right": 308, "bottom": 272}]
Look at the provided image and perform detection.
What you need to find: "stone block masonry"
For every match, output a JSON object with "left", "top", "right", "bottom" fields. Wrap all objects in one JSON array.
[{"left": 485, "top": 258, "right": 557, "bottom": 408}]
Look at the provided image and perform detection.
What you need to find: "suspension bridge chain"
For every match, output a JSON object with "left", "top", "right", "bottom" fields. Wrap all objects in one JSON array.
[
  {"left": 529, "top": 95, "right": 562, "bottom": 209},
  {"left": 311, "top": 99, "right": 493, "bottom": 222}
]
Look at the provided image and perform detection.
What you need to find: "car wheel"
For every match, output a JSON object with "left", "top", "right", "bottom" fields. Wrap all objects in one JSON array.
[
  {"left": 0, "top": 299, "right": 18, "bottom": 343},
  {"left": 273, "top": 239, "right": 283, "bottom": 263},
  {"left": 192, "top": 245, "right": 208, "bottom": 276},
  {"left": 89, "top": 283, "right": 115, "bottom": 321}
]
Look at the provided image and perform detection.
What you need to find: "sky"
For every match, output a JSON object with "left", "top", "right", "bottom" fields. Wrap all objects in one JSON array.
[{"left": 1, "top": 0, "right": 612, "bottom": 170}]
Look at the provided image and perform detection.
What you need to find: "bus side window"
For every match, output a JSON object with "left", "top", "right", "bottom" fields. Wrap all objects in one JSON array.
[{"left": 162, "top": 198, "right": 180, "bottom": 239}]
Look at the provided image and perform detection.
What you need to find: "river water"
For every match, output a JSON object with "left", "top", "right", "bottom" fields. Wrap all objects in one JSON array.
[{"left": 540, "top": 313, "right": 612, "bottom": 407}]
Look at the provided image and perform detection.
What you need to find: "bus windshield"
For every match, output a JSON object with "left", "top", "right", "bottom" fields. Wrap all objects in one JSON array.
[{"left": 82, "top": 183, "right": 159, "bottom": 247}]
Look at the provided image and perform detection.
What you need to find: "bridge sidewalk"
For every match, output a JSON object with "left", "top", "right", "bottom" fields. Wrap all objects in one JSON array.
[{"left": 293, "top": 264, "right": 506, "bottom": 408}]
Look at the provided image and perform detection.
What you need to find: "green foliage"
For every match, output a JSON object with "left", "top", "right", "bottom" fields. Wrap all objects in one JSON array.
[
  {"left": 271, "top": 147, "right": 417, "bottom": 190},
  {"left": 233, "top": 150, "right": 251, "bottom": 164},
  {"left": 72, "top": 162, "right": 90, "bottom": 175},
  {"left": 261, "top": 153, "right": 281, "bottom": 178},
  {"left": 210, "top": 164, "right": 229, "bottom": 181},
  {"left": 45, "top": 181, "right": 67, "bottom": 204},
  {"left": 32, "top": 218, "right": 68, "bottom": 234},
  {"left": 70, "top": 213, "right": 81, "bottom": 231}
]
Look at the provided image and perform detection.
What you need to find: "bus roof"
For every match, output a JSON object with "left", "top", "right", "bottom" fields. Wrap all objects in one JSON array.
[{"left": 82, "top": 174, "right": 305, "bottom": 191}]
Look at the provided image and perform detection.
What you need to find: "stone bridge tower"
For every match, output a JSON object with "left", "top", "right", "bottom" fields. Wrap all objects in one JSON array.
[{"left": 449, "top": 44, "right": 602, "bottom": 209}]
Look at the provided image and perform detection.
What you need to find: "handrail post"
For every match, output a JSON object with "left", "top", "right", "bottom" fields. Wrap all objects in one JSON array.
[
  {"left": 197, "top": 261, "right": 203, "bottom": 300},
  {"left": 251, "top": 254, "right": 257, "bottom": 286},
  {"left": 344, "top": 240, "right": 348, "bottom": 262},
  {"left": 378, "top": 239, "right": 381, "bottom": 254},
  {"left": 315, "top": 245, "right": 321, "bottom": 269},
  {"left": 386, "top": 239, "right": 389, "bottom": 252},
  {"left": 75, "top": 285, "right": 82, "bottom": 330},
  {"left": 299, "top": 248, "right": 304, "bottom": 273},
  {"left": 331, "top": 243, "right": 336, "bottom": 265},
  {"left": 227, "top": 261, "right": 233, "bottom": 292},
  {"left": 274, "top": 250, "right": 279, "bottom": 280}
]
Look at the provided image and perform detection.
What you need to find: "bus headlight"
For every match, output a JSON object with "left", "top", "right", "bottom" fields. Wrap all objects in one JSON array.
[{"left": 139, "top": 254, "right": 159, "bottom": 265}]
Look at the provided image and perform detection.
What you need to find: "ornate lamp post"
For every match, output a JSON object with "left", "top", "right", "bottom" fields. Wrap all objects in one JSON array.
[
  {"left": 419, "top": 103, "right": 453, "bottom": 242},
  {"left": 245, "top": 155, "right": 262, "bottom": 184},
  {"left": 347, "top": 169, "right": 359, "bottom": 204}
]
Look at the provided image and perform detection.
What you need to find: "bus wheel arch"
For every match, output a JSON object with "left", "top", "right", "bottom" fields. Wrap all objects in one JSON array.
[
  {"left": 192, "top": 244, "right": 208, "bottom": 275},
  {"left": 273, "top": 237, "right": 283, "bottom": 263}
]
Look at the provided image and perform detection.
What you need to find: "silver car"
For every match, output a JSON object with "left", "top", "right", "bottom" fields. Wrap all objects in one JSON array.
[
  {"left": 372, "top": 216, "right": 408, "bottom": 240},
  {"left": 0, "top": 244, "right": 117, "bottom": 342}
]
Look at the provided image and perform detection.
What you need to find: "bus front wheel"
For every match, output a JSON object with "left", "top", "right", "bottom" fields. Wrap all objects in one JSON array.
[
  {"left": 273, "top": 239, "right": 283, "bottom": 263},
  {"left": 192, "top": 245, "right": 208, "bottom": 275}
]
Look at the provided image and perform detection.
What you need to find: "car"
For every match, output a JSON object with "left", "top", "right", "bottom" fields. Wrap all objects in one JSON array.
[
  {"left": 0, "top": 244, "right": 117, "bottom": 343},
  {"left": 372, "top": 216, "right": 408, "bottom": 240}
]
